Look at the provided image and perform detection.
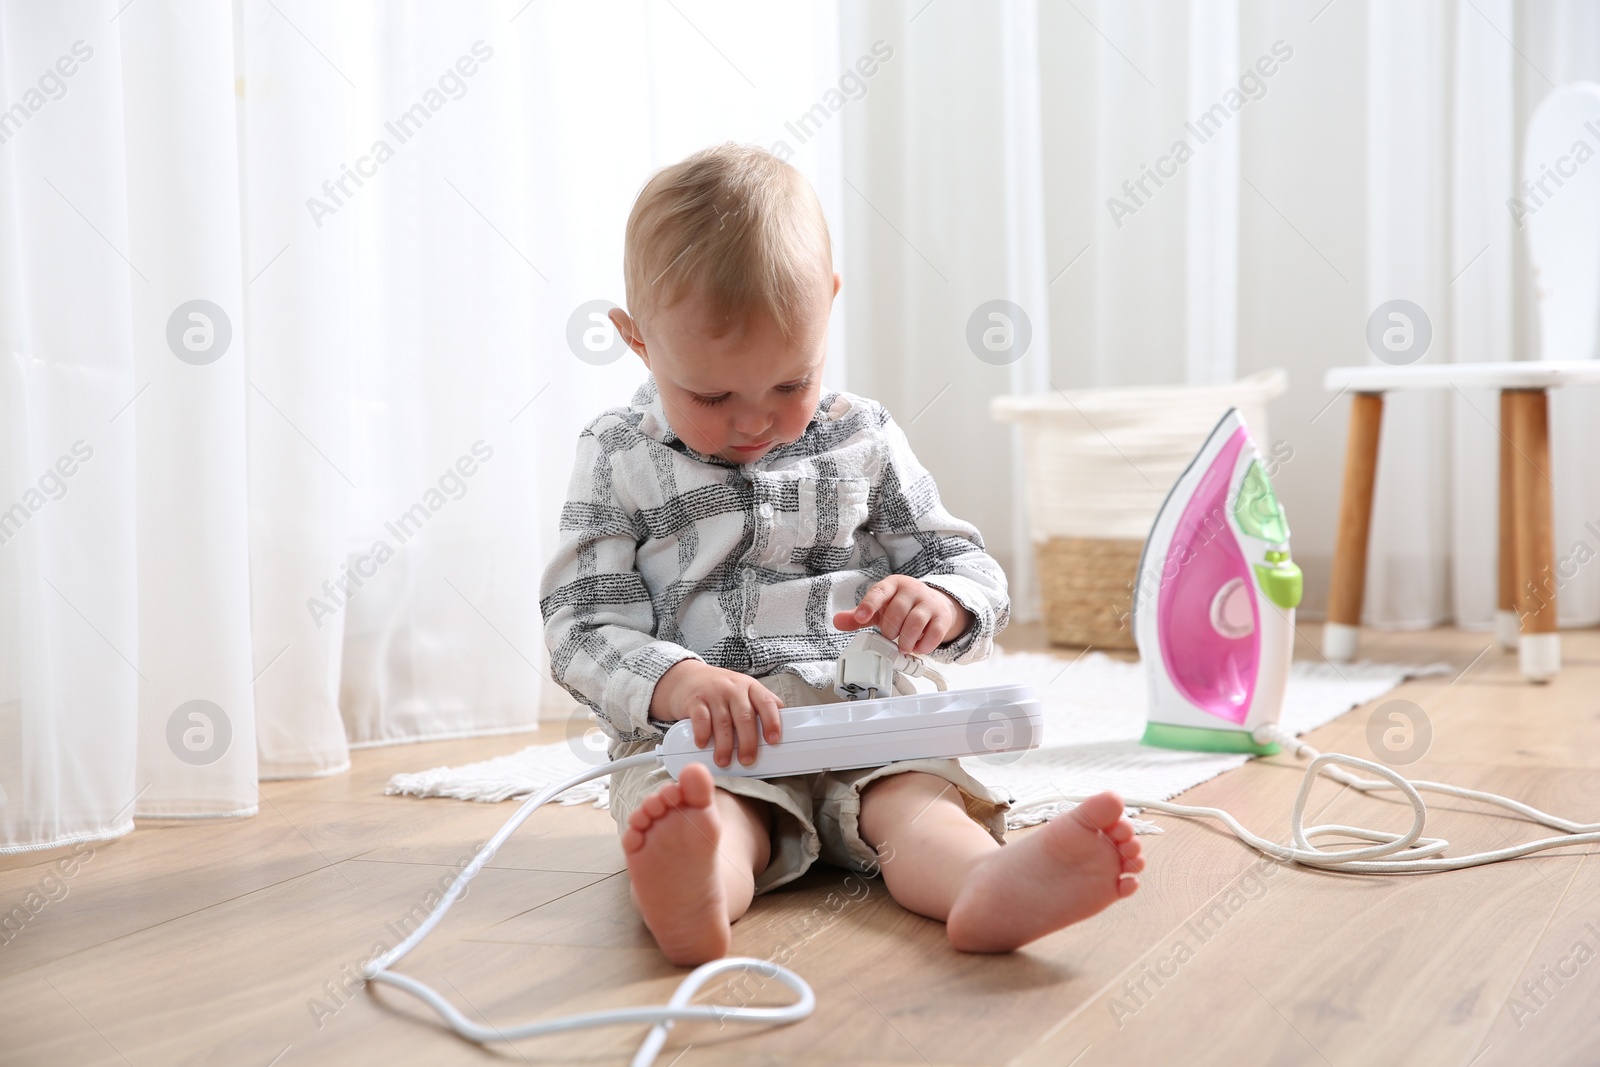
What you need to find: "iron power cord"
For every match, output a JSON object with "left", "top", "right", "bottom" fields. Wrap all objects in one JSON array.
[{"left": 1058, "top": 721, "right": 1600, "bottom": 874}]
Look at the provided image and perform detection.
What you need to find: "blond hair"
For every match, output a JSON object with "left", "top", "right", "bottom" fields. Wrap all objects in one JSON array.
[{"left": 622, "top": 144, "right": 831, "bottom": 337}]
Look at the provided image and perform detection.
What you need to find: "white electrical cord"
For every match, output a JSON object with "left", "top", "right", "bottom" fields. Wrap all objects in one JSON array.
[
  {"left": 892, "top": 654, "right": 946, "bottom": 694},
  {"left": 363, "top": 752, "right": 815, "bottom": 1067},
  {"left": 1061, "top": 721, "right": 1600, "bottom": 874}
]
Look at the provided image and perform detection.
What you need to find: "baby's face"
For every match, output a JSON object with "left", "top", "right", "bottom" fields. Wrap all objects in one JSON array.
[{"left": 612, "top": 272, "right": 840, "bottom": 465}]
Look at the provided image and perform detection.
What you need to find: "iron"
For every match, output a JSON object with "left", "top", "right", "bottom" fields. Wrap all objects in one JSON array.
[{"left": 1133, "top": 408, "right": 1303, "bottom": 755}]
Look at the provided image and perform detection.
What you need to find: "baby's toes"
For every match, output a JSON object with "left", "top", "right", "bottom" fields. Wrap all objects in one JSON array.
[
  {"left": 632, "top": 794, "right": 664, "bottom": 825},
  {"left": 644, "top": 784, "right": 683, "bottom": 821},
  {"left": 1071, "top": 791, "right": 1128, "bottom": 834},
  {"left": 676, "top": 762, "right": 716, "bottom": 807},
  {"left": 1118, "top": 874, "right": 1141, "bottom": 898}
]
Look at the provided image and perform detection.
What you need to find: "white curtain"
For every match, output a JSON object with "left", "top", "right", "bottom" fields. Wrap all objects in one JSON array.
[
  {"left": 10, "top": 0, "right": 1597, "bottom": 854},
  {"left": 842, "top": 0, "right": 1600, "bottom": 632},
  {"left": 1, "top": 1, "right": 844, "bottom": 852},
  {"left": 1365, "top": 0, "right": 1600, "bottom": 630},
  {"left": 841, "top": 0, "right": 1247, "bottom": 620}
]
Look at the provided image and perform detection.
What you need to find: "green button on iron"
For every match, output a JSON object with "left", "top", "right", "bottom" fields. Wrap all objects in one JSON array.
[{"left": 1255, "top": 559, "right": 1303, "bottom": 609}]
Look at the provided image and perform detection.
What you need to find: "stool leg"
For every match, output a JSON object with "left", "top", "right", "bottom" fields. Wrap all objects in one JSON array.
[
  {"left": 1496, "top": 391, "right": 1520, "bottom": 649},
  {"left": 1507, "top": 388, "right": 1560, "bottom": 681},
  {"left": 1324, "top": 391, "right": 1384, "bottom": 662}
]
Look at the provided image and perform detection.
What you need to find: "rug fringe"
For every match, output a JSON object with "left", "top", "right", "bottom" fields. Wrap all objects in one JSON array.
[{"left": 386, "top": 748, "right": 613, "bottom": 809}]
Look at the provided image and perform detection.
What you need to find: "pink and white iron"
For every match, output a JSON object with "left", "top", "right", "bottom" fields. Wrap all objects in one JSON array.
[{"left": 1133, "top": 408, "right": 1303, "bottom": 755}]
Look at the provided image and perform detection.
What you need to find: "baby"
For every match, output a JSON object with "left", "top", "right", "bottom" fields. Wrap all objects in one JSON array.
[{"left": 540, "top": 144, "right": 1143, "bottom": 966}]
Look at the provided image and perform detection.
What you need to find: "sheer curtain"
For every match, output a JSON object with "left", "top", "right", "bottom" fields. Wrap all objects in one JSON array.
[
  {"left": 1365, "top": 0, "right": 1600, "bottom": 630},
  {"left": 1, "top": 0, "right": 844, "bottom": 852},
  {"left": 841, "top": 0, "right": 1600, "bottom": 631},
  {"left": 11, "top": 0, "right": 1596, "bottom": 854},
  {"left": 840, "top": 0, "right": 1247, "bottom": 621}
]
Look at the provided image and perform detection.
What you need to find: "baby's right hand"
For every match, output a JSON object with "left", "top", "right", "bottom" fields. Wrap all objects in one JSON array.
[{"left": 650, "top": 660, "right": 783, "bottom": 768}]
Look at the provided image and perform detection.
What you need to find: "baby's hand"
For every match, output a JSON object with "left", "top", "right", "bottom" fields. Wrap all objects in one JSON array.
[
  {"left": 650, "top": 660, "right": 783, "bottom": 768},
  {"left": 833, "top": 575, "right": 971, "bottom": 655}
]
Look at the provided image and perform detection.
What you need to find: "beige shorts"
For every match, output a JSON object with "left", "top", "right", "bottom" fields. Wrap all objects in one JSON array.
[{"left": 608, "top": 672, "right": 1012, "bottom": 894}]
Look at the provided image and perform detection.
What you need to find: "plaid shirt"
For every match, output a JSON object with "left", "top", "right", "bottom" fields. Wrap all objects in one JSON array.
[{"left": 539, "top": 377, "right": 1010, "bottom": 743}]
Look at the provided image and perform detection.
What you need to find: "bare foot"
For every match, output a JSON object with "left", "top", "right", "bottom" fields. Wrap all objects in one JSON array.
[
  {"left": 621, "top": 762, "right": 731, "bottom": 965},
  {"left": 945, "top": 791, "right": 1145, "bottom": 953}
]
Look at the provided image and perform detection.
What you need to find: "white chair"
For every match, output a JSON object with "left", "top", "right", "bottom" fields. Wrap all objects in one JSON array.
[{"left": 1322, "top": 83, "right": 1600, "bottom": 682}]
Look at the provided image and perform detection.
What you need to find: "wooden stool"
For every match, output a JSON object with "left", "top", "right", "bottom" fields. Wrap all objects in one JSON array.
[{"left": 1321, "top": 361, "right": 1600, "bottom": 682}]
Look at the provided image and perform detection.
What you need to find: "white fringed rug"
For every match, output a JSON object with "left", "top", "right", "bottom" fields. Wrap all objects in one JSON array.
[{"left": 386, "top": 650, "right": 1449, "bottom": 833}]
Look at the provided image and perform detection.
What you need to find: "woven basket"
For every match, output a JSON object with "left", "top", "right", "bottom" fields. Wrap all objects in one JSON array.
[
  {"left": 1036, "top": 536, "right": 1144, "bottom": 649},
  {"left": 992, "top": 369, "right": 1289, "bottom": 651}
]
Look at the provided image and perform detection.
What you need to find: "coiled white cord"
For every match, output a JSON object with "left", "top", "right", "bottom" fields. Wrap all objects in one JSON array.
[
  {"left": 363, "top": 752, "right": 815, "bottom": 1067},
  {"left": 1062, "top": 722, "right": 1600, "bottom": 874}
]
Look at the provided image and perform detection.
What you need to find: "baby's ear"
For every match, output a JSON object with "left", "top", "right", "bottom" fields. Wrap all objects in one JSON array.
[{"left": 609, "top": 308, "right": 648, "bottom": 361}]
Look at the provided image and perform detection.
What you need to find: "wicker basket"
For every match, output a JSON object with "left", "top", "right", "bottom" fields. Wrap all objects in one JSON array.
[
  {"left": 1036, "top": 536, "right": 1144, "bottom": 649},
  {"left": 992, "top": 369, "right": 1288, "bottom": 650}
]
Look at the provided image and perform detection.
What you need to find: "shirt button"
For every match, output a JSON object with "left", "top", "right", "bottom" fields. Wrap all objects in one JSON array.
[
  {"left": 758, "top": 502, "right": 774, "bottom": 519},
  {"left": 745, "top": 625, "right": 758, "bottom": 638}
]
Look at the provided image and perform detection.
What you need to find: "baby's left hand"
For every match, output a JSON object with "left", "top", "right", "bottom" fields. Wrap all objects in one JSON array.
[{"left": 833, "top": 575, "right": 972, "bottom": 655}]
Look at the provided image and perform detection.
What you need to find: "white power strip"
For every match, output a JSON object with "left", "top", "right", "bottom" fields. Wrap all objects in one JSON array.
[{"left": 657, "top": 684, "right": 1043, "bottom": 779}]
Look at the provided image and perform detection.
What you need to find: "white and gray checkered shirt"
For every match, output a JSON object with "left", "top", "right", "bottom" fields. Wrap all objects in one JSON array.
[{"left": 539, "top": 377, "right": 1010, "bottom": 743}]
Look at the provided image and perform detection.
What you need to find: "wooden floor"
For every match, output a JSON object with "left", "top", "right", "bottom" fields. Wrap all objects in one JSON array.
[{"left": 4, "top": 623, "right": 1598, "bottom": 1067}]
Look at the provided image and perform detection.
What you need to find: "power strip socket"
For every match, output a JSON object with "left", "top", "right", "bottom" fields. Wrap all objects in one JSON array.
[{"left": 659, "top": 684, "right": 1043, "bottom": 779}]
